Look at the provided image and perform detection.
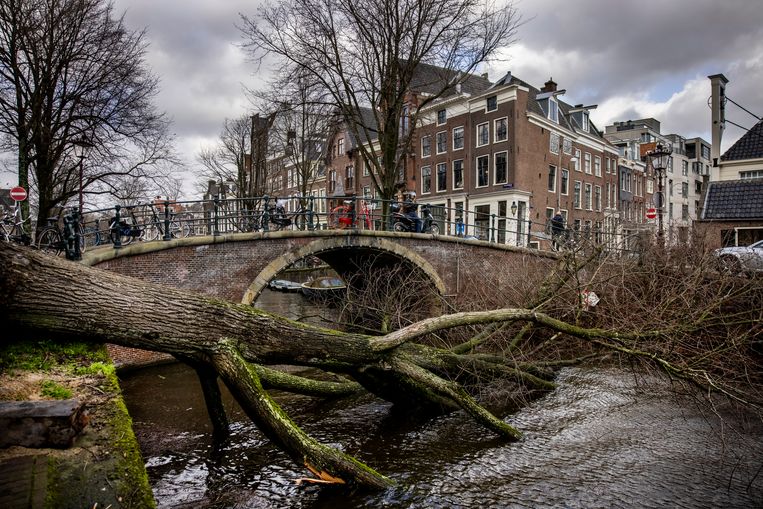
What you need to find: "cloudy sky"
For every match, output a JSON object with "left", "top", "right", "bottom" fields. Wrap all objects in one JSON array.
[{"left": 4, "top": 0, "right": 762, "bottom": 194}]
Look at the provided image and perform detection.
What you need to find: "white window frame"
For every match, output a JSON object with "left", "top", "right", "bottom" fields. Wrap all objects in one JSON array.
[
  {"left": 561, "top": 168, "right": 569, "bottom": 195},
  {"left": 594, "top": 185, "right": 602, "bottom": 211},
  {"left": 452, "top": 126, "right": 464, "bottom": 151},
  {"left": 476, "top": 123, "right": 489, "bottom": 147},
  {"left": 436, "top": 162, "right": 447, "bottom": 192},
  {"left": 548, "top": 97, "right": 559, "bottom": 123},
  {"left": 574, "top": 148, "right": 581, "bottom": 172},
  {"left": 585, "top": 183, "right": 592, "bottom": 210},
  {"left": 494, "top": 151, "right": 508, "bottom": 185},
  {"left": 476, "top": 155, "right": 489, "bottom": 188},
  {"left": 548, "top": 164, "right": 557, "bottom": 193},
  {"left": 421, "top": 165, "right": 432, "bottom": 194},
  {"left": 437, "top": 109, "right": 447, "bottom": 126},
  {"left": 436, "top": 131, "right": 447, "bottom": 155},
  {"left": 486, "top": 95, "right": 497, "bottom": 112},
  {"left": 574, "top": 180, "right": 582, "bottom": 209},
  {"left": 584, "top": 152, "right": 592, "bottom": 174},
  {"left": 421, "top": 135, "right": 431, "bottom": 158},
  {"left": 452, "top": 159, "right": 464, "bottom": 190},
  {"left": 594, "top": 155, "right": 601, "bottom": 177},
  {"left": 494, "top": 117, "right": 508, "bottom": 142},
  {"left": 550, "top": 132, "right": 560, "bottom": 155}
]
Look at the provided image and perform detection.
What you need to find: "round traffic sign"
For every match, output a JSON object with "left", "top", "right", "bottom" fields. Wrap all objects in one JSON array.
[
  {"left": 9, "top": 186, "right": 27, "bottom": 201},
  {"left": 646, "top": 208, "right": 657, "bottom": 219}
]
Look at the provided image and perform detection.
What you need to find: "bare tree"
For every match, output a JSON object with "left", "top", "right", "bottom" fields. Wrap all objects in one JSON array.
[
  {"left": 196, "top": 116, "right": 252, "bottom": 199},
  {"left": 240, "top": 0, "right": 521, "bottom": 202},
  {"left": 250, "top": 73, "right": 334, "bottom": 203},
  {"left": 0, "top": 0, "right": 175, "bottom": 230}
]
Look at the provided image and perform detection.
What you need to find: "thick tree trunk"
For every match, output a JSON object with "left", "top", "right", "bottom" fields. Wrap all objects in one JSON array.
[{"left": 0, "top": 243, "right": 528, "bottom": 487}]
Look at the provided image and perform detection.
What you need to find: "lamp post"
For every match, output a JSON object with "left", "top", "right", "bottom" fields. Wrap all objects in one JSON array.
[
  {"left": 646, "top": 142, "right": 672, "bottom": 243},
  {"left": 73, "top": 138, "right": 93, "bottom": 213}
]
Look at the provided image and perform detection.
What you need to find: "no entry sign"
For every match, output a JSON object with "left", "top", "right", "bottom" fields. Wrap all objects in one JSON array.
[
  {"left": 646, "top": 208, "right": 657, "bottom": 219},
  {"left": 9, "top": 186, "right": 27, "bottom": 202}
]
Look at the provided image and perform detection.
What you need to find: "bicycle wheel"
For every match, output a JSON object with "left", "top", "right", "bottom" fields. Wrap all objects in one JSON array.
[
  {"left": 38, "top": 228, "right": 63, "bottom": 256},
  {"left": 169, "top": 221, "right": 190, "bottom": 238},
  {"left": 109, "top": 226, "right": 133, "bottom": 246}
]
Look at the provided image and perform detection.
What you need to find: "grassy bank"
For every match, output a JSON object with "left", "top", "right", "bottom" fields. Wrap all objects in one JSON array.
[{"left": 0, "top": 339, "right": 155, "bottom": 508}]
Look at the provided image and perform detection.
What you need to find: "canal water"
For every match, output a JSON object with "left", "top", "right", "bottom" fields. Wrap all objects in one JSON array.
[{"left": 121, "top": 289, "right": 763, "bottom": 508}]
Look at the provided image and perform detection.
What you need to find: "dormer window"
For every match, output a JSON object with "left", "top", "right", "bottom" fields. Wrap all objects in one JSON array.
[
  {"left": 581, "top": 112, "right": 589, "bottom": 132},
  {"left": 548, "top": 97, "right": 559, "bottom": 123},
  {"left": 486, "top": 95, "right": 497, "bottom": 112},
  {"left": 437, "top": 109, "right": 447, "bottom": 125}
]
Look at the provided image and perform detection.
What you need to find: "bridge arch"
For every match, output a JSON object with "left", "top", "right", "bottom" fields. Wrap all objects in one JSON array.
[{"left": 241, "top": 236, "right": 447, "bottom": 305}]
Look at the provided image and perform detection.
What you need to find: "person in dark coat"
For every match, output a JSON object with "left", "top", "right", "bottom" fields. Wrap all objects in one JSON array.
[{"left": 550, "top": 211, "right": 565, "bottom": 251}]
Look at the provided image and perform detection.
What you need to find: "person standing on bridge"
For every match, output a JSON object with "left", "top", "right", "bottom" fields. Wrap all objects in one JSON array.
[{"left": 550, "top": 210, "right": 565, "bottom": 251}]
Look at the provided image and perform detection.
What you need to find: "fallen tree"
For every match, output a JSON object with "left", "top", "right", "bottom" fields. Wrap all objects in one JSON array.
[{"left": 1, "top": 242, "right": 761, "bottom": 488}]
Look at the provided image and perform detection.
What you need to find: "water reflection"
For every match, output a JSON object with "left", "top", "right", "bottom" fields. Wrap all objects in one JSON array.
[{"left": 120, "top": 290, "right": 763, "bottom": 508}]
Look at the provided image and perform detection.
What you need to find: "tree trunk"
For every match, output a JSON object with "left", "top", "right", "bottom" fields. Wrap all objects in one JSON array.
[{"left": 0, "top": 243, "right": 527, "bottom": 487}]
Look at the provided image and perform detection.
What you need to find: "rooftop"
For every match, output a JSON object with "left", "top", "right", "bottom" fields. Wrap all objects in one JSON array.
[
  {"left": 702, "top": 179, "right": 763, "bottom": 220},
  {"left": 721, "top": 118, "right": 763, "bottom": 162}
]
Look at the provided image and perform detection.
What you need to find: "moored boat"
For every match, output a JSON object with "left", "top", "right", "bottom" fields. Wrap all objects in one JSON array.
[
  {"left": 268, "top": 279, "right": 303, "bottom": 293},
  {"left": 300, "top": 276, "right": 346, "bottom": 301}
]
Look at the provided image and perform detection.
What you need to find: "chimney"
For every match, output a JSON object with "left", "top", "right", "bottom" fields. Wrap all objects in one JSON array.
[
  {"left": 481, "top": 72, "right": 489, "bottom": 79},
  {"left": 708, "top": 74, "right": 728, "bottom": 178},
  {"left": 541, "top": 78, "right": 557, "bottom": 93}
]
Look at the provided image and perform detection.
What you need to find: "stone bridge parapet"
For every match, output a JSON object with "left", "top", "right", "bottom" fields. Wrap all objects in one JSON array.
[{"left": 84, "top": 231, "right": 557, "bottom": 305}]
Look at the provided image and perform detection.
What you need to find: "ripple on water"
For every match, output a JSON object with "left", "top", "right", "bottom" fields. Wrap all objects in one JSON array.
[{"left": 123, "top": 359, "right": 763, "bottom": 509}]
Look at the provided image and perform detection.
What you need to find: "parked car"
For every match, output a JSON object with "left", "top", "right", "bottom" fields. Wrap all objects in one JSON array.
[{"left": 713, "top": 239, "right": 763, "bottom": 274}]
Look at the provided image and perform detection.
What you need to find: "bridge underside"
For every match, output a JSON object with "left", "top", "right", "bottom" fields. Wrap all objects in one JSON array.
[{"left": 242, "top": 237, "right": 448, "bottom": 305}]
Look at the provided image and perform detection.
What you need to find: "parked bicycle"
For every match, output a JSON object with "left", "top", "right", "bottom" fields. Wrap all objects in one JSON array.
[
  {"left": 37, "top": 208, "right": 85, "bottom": 257},
  {"left": 109, "top": 206, "right": 144, "bottom": 246},
  {"left": 1, "top": 202, "right": 32, "bottom": 246},
  {"left": 266, "top": 199, "right": 312, "bottom": 231},
  {"left": 142, "top": 203, "right": 191, "bottom": 240}
]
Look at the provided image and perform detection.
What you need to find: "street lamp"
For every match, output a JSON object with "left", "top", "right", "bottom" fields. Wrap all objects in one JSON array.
[
  {"left": 646, "top": 142, "right": 673, "bottom": 242},
  {"left": 73, "top": 138, "right": 93, "bottom": 213},
  {"left": 510, "top": 201, "right": 518, "bottom": 217}
]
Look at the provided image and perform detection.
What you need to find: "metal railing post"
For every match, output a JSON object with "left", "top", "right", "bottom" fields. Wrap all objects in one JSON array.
[
  {"left": 490, "top": 214, "right": 496, "bottom": 242},
  {"left": 262, "top": 195, "right": 270, "bottom": 232},
  {"left": 308, "top": 196, "right": 315, "bottom": 230},
  {"left": 113, "top": 205, "right": 122, "bottom": 249},
  {"left": 163, "top": 200, "right": 171, "bottom": 241},
  {"left": 213, "top": 196, "right": 220, "bottom": 236}
]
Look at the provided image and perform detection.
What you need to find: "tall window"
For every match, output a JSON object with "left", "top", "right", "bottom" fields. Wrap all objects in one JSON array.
[
  {"left": 682, "top": 160, "right": 689, "bottom": 176},
  {"left": 453, "top": 160, "right": 464, "bottom": 189},
  {"left": 437, "top": 109, "right": 447, "bottom": 125},
  {"left": 328, "top": 170, "right": 337, "bottom": 193},
  {"left": 495, "top": 118, "right": 508, "bottom": 142},
  {"left": 548, "top": 165, "right": 557, "bottom": 192},
  {"left": 477, "top": 155, "right": 489, "bottom": 187},
  {"left": 574, "top": 181, "right": 581, "bottom": 208},
  {"left": 477, "top": 123, "right": 489, "bottom": 146},
  {"left": 421, "top": 135, "right": 431, "bottom": 157},
  {"left": 345, "top": 165, "right": 354, "bottom": 190},
  {"left": 550, "top": 132, "right": 560, "bottom": 154},
  {"left": 584, "top": 184, "right": 591, "bottom": 210},
  {"left": 495, "top": 152, "right": 507, "bottom": 184},
  {"left": 584, "top": 152, "right": 592, "bottom": 174},
  {"left": 486, "top": 95, "right": 497, "bottom": 112},
  {"left": 548, "top": 97, "right": 559, "bottom": 123},
  {"left": 563, "top": 138, "right": 572, "bottom": 155},
  {"left": 581, "top": 111, "right": 589, "bottom": 132},
  {"left": 436, "top": 163, "right": 447, "bottom": 192},
  {"left": 594, "top": 185, "right": 601, "bottom": 211},
  {"left": 682, "top": 181, "right": 689, "bottom": 198},
  {"left": 594, "top": 156, "right": 601, "bottom": 177},
  {"left": 453, "top": 126, "right": 464, "bottom": 150},
  {"left": 561, "top": 168, "right": 569, "bottom": 195},
  {"left": 337, "top": 138, "right": 344, "bottom": 156},
  {"left": 421, "top": 166, "right": 432, "bottom": 194},
  {"left": 436, "top": 131, "right": 447, "bottom": 154},
  {"left": 574, "top": 149, "right": 581, "bottom": 171}
]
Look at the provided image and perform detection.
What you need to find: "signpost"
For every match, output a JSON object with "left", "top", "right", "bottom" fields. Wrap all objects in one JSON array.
[
  {"left": 9, "top": 186, "right": 27, "bottom": 202},
  {"left": 646, "top": 208, "right": 657, "bottom": 220}
]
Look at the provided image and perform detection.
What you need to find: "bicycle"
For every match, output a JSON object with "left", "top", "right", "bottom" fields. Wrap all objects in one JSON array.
[
  {"left": 142, "top": 203, "right": 191, "bottom": 240},
  {"left": 109, "top": 206, "right": 144, "bottom": 246},
  {"left": 37, "top": 208, "right": 85, "bottom": 257},
  {"left": 1, "top": 202, "right": 32, "bottom": 246},
  {"left": 267, "top": 200, "right": 313, "bottom": 231}
]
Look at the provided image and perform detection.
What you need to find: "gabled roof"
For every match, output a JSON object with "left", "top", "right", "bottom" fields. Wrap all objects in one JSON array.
[
  {"left": 721, "top": 118, "right": 763, "bottom": 161},
  {"left": 409, "top": 62, "right": 493, "bottom": 99},
  {"left": 702, "top": 179, "right": 763, "bottom": 220},
  {"left": 346, "top": 106, "right": 378, "bottom": 148}
]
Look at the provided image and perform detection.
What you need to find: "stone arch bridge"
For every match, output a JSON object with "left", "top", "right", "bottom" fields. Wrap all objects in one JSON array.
[{"left": 84, "top": 231, "right": 557, "bottom": 305}]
